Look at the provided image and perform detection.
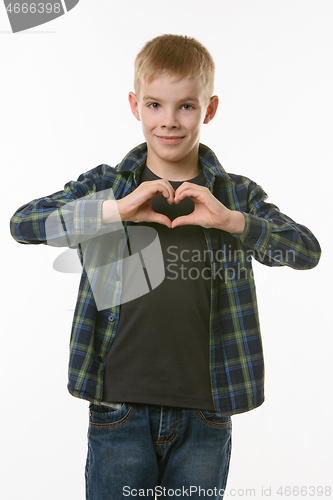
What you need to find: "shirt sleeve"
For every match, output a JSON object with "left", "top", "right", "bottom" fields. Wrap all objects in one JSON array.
[
  {"left": 10, "top": 165, "right": 123, "bottom": 248},
  {"left": 234, "top": 180, "right": 321, "bottom": 270}
]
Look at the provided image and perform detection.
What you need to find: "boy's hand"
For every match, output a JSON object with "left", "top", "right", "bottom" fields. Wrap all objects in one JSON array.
[
  {"left": 172, "top": 183, "right": 245, "bottom": 234},
  {"left": 102, "top": 180, "right": 175, "bottom": 228},
  {"left": 102, "top": 180, "right": 245, "bottom": 234}
]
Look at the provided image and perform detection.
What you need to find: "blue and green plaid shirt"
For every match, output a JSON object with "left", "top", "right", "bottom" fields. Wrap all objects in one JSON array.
[{"left": 10, "top": 143, "right": 321, "bottom": 416}]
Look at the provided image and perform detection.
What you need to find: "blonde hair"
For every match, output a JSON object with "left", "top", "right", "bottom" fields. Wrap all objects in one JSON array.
[{"left": 134, "top": 34, "right": 215, "bottom": 103}]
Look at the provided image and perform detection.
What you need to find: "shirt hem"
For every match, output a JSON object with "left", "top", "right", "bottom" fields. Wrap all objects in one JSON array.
[{"left": 67, "top": 384, "right": 265, "bottom": 416}]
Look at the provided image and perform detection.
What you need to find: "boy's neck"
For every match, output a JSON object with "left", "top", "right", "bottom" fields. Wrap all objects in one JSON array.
[{"left": 145, "top": 144, "right": 201, "bottom": 182}]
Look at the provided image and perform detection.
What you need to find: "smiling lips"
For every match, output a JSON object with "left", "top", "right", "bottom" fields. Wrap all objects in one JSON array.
[{"left": 156, "top": 135, "right": 185, "bottom": 145}]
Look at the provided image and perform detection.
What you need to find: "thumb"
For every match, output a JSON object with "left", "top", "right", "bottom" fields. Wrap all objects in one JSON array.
[
  {"left": 147, "top": 211, "right": 172, "bottom": 228},
  {"left": 171, "top": 214, "right": 195, "bottom": 229}
]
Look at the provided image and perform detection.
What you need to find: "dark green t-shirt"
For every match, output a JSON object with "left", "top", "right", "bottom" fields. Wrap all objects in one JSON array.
[{"left": 103, "top": 164, "right": 215, "bottom": 411}]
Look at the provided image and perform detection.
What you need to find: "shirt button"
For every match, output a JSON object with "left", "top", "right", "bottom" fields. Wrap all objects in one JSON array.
[
  {"left": 108, "top": 315, "right": 115, "bottom": 322},
  {"left": 97, "top": 356, "right": 103, "bottom": 363}
]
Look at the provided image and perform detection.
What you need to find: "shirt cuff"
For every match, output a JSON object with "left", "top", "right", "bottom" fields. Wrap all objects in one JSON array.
[
  {"left": 72, "top": 199, "right": 105, "bottom": 236},
  {"left": 233, "top": 212, "right": 272, "bottom": 251}
]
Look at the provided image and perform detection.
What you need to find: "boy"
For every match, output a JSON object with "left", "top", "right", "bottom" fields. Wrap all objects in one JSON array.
[{"left": 10, "top": 35, "right": 321, "bottom": 499}]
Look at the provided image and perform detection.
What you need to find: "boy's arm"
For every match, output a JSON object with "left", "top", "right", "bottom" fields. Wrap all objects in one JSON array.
[
  {"left": 234, "top": 180, "right": 321, "bottom": 270},
  {"left": 172, "top": 180, "right": 321, "bottom": 270},
  {"left": 10, "top": 165, "right": 122, "bottom": 248}
]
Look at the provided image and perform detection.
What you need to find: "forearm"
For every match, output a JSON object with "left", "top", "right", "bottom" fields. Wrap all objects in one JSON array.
[
  {"left": 223, "top": 179, "right": 322, "bottom": 270},
  {"left": 234, "top": 211, "right": 321, "bottom": 270},
  {"left": 11, "top": 192, "right": 123, "bottom": 248}
]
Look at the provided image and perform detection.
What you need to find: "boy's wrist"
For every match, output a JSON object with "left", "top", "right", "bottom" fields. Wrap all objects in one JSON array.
[
  {"left": 223, "top": 210, "right": 246, "bottom": 235},
  {"left": 101, "top": 200, "right": 122, "bottom": 224}
]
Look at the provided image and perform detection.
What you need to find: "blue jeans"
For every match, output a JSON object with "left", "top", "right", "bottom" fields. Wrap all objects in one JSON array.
[{"left": 85, "top": 403, "right": 232, "bottom": 499}]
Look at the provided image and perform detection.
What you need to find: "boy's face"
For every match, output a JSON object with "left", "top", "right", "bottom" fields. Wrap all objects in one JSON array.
[{"left": 129, "top": 75, "right": 218, "bottom": 175}]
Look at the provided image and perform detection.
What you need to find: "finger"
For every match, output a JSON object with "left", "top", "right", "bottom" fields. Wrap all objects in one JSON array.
[
  {"left": 171, "top": 214, "right": 196, "bottom": 228},
  {"left": 161, "top": 178, "right": 176, "bottom": 199},
  {"left": 176, "top": 185, "right": 204, "bottom": 197},
  {"left": 174, "top": 182, "right": 197, "bottom": 197},
  {"left": 147, "top": 211, "right": 172, "bottom": 228},
  {"left": 174, "top": 186, "right": 204, "bottom": 204},
  {"left": 146, "top": 180, "right": 175, "bottom": 203},
  {"left": 174, "top": 181, "right": 204, "bottom": 193},
  {"left": 136, "top": 183, "right": 173, "bottom": 207}
]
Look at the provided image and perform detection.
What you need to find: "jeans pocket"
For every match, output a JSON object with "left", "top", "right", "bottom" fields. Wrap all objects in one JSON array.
[
  {"left": 89, "top": 403, "right": 135, "bottom": 429},
  {"left": 89, "top": 403, "right": 124, "bottom": 413},
  {"left": 195, "top": 409, "right": 232, "bottom": 428}
]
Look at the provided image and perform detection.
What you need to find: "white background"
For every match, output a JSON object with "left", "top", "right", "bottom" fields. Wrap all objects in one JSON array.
[{"left": 1, "top": 0, "right": 332, "bottom": 499}]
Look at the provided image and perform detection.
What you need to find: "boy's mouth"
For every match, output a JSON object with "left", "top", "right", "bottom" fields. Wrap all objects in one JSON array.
[{"left": 155, "top": 135, "right": 185, "bottom": 145}]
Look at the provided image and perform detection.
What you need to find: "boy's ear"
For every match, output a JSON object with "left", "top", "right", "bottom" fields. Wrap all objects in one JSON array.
[
  {"left": 203, "top": 95, "right": 219, "bottom": 124},
  {"left": 129, "top": 92, "right": 141, "bottom": 121}
]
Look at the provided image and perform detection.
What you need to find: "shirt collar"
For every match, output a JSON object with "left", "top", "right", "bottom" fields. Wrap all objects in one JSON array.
[{"left": 116, "top": 142, "right": 233, "bottom": 188}]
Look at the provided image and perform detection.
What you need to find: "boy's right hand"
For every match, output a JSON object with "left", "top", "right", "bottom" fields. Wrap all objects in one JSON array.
[{"left": 102, "top": 179, "right": 174, "bottom": 228}]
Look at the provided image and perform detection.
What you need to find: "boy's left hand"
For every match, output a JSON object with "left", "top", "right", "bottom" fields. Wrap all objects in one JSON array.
[{"left": 172, "top": 182, "right": 245, "bottom": 234}]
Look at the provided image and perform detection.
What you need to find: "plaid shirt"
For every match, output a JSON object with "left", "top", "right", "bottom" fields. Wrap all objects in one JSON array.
[{"left": 10, "top": 143, "right": 321, "bottom": 416}]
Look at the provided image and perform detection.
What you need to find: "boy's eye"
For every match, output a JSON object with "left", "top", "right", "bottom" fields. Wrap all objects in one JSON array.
[
  {"left": 148, "top": 102, "right": 160, "bottom": 109},
  {"left": 182, "top": 104, "right": 193, "bottom": 110}
]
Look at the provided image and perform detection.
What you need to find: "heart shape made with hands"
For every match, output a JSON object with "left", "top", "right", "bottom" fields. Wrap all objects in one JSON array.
[
  {"left": 148, "top": 185, "right": 213, "bottom": 229},
  {"left": 123, "top": 180, "right": 233, "bottom": 231}
]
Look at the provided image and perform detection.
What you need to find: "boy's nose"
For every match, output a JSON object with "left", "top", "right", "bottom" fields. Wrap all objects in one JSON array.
[{"left": 161, "top": 110, "right": 180, "bottom": 128}]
